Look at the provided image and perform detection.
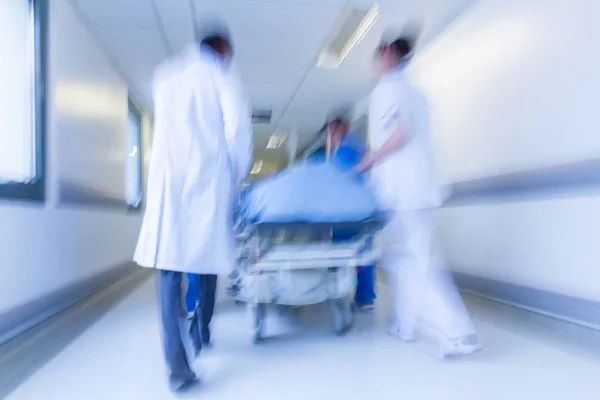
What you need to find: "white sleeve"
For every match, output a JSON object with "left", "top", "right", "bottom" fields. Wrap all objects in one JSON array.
[
  {"left": 379, "top": 83, "right": 412, "bottom": 138},
  {"left": 215, "top": 69, "right": 254, "bottom": 185}
]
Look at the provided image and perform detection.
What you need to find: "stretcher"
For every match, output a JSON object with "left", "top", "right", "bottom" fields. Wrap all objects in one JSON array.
[{"left": 229, "top": 216, "right": 385, "bottom": 344}]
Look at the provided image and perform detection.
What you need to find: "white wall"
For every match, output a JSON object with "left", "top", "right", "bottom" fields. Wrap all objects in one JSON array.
[
  {"left": 49, "top": 0, "right": 130, "bottom": 202},
  {"left": 410, "top": 0, "right": 600, "bottom": 182},
  {"left": 407, "top": 0, "right": 600, "bottom": 301},
  {"left": 0, "top": 0, "right": 149, "bottom": 314}
]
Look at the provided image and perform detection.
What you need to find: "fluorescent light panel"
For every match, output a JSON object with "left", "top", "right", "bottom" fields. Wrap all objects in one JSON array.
[
  {"left": 250, "top": 160, "right": 263, "bottom": 174},
  {"left": 317, "top": 3, "right": 379, "bottom": 69},
  {"left": 266, "top": 134, "right": 286, "bottom": 149}
]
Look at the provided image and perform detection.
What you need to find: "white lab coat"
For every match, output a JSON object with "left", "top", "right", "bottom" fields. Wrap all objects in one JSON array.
[
  {"left": 369, "top": 67, "right": 476, "bottom": 342},
  {"left": 134, "top": 44, "right": 253, "bottom": 275}
]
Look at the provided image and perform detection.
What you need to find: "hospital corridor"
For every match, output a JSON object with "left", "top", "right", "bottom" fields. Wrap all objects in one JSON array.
[{"left": 1, "top": 0, "right": 600, "bottom": 399}]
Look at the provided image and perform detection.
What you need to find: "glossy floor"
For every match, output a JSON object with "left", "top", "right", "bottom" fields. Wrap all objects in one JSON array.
[{"left": 7, "top": 274, "right": 600, "bottom": 399}]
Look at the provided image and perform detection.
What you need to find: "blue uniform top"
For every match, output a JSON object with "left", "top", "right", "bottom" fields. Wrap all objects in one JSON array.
[
  {"left": 333, "top": 132, "right": 367, "bottom": 172},
  {"left": 306, "top": 131, "right": 367, "bottom": 167},
  {"left": 332, "top": 132, "right": 370, "bottom": 240}
]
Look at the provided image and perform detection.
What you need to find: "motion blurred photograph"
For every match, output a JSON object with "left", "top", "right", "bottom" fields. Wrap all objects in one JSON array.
[{"left": 1, "top": 0, "right": 600, "bottom": 399}]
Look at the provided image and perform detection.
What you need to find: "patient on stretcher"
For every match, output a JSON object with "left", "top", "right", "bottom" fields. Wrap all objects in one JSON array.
[{"left": 243, "top": 139, "right": 381, "bottom": 224}]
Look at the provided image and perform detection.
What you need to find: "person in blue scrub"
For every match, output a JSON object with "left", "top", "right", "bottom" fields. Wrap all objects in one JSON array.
[
  {"left": 325, "top": 106, "right": 377, "bottom": 311},
  {"left": 185, "top": 274, "right": 198, "bottom": 319}
]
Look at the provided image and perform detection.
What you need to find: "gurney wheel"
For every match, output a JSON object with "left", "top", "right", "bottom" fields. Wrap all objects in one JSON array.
[
  {"left": 249, "top": 303, "right": 266, "bottom": 344},
  {"left": 330, "top": 298, "right": 352, "bottom": 336}
]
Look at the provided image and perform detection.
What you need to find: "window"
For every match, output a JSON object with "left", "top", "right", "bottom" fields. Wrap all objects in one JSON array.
[
  {"left": 125, "top": 101, "right": 143, "bottom": 208},
  {"left": 0, "top": 0, "right": 45, "bottom": 201}
]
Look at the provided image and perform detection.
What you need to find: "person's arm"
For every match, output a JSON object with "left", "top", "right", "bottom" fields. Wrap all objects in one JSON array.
[
  {"left": 216, "top": 69, "right": 254, "bottom": 185},
  {"left": 355, "top": 86, "right": 411, "bottom": 172},
  {"left": 373, "top": 121, "right": 407, "bottom": 160}
]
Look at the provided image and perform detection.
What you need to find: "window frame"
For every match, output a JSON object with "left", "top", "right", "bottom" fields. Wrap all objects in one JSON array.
[
  {"left": 0, "top": 0, "right": 47, "bottom": 202},
  {"left": 126, "top": 99, "right": 144, "bottom": 211}
]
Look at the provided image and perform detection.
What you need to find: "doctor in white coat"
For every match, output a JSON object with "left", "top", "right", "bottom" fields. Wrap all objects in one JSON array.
[
  {"left": 134, "top": 20, "right": 253, "bottom": 391},
  {"left": 356, "top": 30, "right": 481, "bottom": 358}
]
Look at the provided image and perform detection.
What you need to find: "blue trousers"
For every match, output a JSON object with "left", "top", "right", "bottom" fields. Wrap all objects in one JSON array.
[
  {"left": 355, "top": 265, "right": 376, "bottom": 306},
  {"left": 331, "top": 228, "right": 376, "bottom": 306},
  {"left": 185, "top": 274, "right": 198, "bottom": 313},
  {"left": 160, "top": 271, "right": 217, "bottom": 386}
]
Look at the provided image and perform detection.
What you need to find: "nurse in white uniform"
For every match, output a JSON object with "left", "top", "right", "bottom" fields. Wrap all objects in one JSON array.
[
  {"left": 356, "top": 30, "right": 481, "bottom": 358},
  {"left": 134, "top": 19, "right": 253, "bottom": 390}
]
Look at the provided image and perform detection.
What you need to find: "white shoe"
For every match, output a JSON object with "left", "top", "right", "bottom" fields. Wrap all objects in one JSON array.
[
  {"left": 387, "top": 322, "right": 416, "bottom": 342},
  {"left": 439, "top": 336, "right": 481, "bottom": 359}
]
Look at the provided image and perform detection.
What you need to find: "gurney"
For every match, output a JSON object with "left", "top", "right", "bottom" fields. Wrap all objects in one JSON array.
[
  {"left": 229, "top": 214, "right": 385, "bottom": 344},
  {"left": 228, "top": 134, "right": 385, "bottom": 343}
]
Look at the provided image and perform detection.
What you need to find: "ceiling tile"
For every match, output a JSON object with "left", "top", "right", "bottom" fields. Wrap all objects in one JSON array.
[
  {"left": 245, "top": 0, "right": 347, "bottom": 7},
  {"left": 233, "top": 35, "right": 320, "bottom": 68},
  {"left": 165, "top": 29, "right": 320, "bottom": 67},
  {"left": 94, "top": 28, "right": 169, "bottom": 67},
  {"left": 239, "top": 64, "right": 306, "bottom": 86},
  {"left": 193, "top": 0, "right": 343, "bottom": 41},
  {"left": 72, "top": 0, "right": 157, "bottom": 28},
  {"left": 153, "top": 0, "right": 195, "bottom": 30},
  {"left": 245, "top": 81, "right": 297, "bottom": 107},
  {"left": 163, "top": 29, "right": 195, "bottom": 53}
]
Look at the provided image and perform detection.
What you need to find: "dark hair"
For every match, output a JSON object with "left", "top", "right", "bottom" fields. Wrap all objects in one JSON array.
[
  {"left": 329, "top": 117, "right": 349, "bottom": 125},
  {"left": 201, "top": 35, "right": 231, "bottom": 55},
  {"left": 390, "top": 37, "right": 414, "bottom": 58}
]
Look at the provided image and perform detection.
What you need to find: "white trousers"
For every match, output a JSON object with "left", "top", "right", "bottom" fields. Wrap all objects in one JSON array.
[{"left": 379, "top": 209, "right": 476, "bottom": 341}]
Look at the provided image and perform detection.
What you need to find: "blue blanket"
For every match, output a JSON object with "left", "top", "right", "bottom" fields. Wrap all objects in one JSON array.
[{"left": 243, "top": 163, "right": 380, "bottom": 223}]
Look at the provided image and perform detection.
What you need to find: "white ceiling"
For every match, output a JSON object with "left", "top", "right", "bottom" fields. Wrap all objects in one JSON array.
[{"left": 70, "top": 0, "right": 475, "bottom": 162}]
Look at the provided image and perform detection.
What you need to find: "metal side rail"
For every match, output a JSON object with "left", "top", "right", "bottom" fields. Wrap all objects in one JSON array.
[{"left": 243, "top": 237, "right": 381, "bottom": 272}]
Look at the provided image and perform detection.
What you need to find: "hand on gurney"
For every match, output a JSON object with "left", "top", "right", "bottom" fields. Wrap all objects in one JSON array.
[{"left": 354, "top": 151, "right": 378, "bottom": 173}]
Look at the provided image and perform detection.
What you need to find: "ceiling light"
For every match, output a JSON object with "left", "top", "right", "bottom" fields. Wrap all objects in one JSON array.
[
  {"left": 317, "top": 3, "right": 379, "bottom": 69},
  {"left": 266, "top": 134, "right": 287, "bottom": 149},
  {"left": 250, "top": 160, "right": 263, "bottom": 175}
]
